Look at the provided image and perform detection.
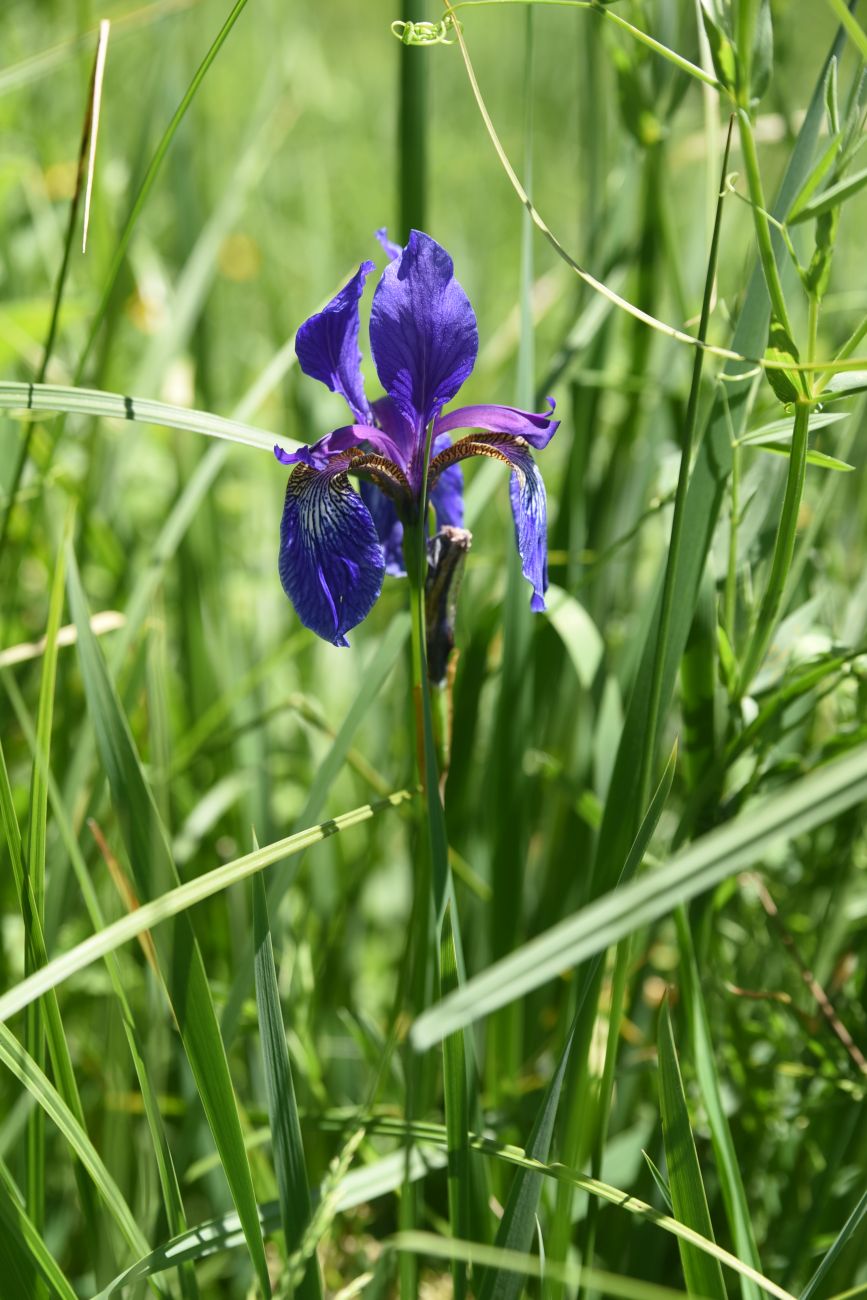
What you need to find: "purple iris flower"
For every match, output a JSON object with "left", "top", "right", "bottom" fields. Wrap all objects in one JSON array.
[{"left": 274, "top": 230, "right": 559, "bottom": 646}]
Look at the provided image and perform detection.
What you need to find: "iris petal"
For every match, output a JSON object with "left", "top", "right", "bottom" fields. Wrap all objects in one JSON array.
[
  {"left": 434, "top": 398, "right": 559, "bottom": 449},
  {"left": 369, "top": 230, "right": 478, "bottom": 451},
  {"left": 360, "top": 482, "right": 406, "bottom": 576},
  {"left": 375, "top": 227, "right": 402, "bottom": 261},
  {"left": 295, "top": 261, "right": 375, "bottom": 422},
  {"left": 507, "top": 447, "right": 549, "bottom": 613},
  {"left": 430, "top": 432, "right": 464, "bottom": 530},
  {"left": 275, "top": 421, "right": 406, "bottom": 472},
  {"left": 429, "top": 433, "right": 549, "bottom": 612},
  {"left": 279, "top": 463, "right": 385, "bottom": 646}
]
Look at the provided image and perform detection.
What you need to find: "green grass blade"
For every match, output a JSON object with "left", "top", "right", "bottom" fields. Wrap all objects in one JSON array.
[
  {"left": 821, "top": 0, "right": 867, "bottom": 61},
  {"left": 675, "top": 908, "right": 764, "bottom": 1300},
  {"left": 94, "top": 1144, "right": 448, "bottom": 1297},
  {"left": 2, "top": 673, "right": 199, "bottom": 1300},
  {"left": 102, "top": 1111, "right": 794, "bottom": 1300},
  {"left": 800, "top": 1189, "right": 867, "bottom": 1300},
  {"left": 252, "top": 873, "right": 322, "bottom": 1300},
  {"left": 0, "top": 789, "right": 412, "bottom": 1027},
  {"left": 16, "top": 532, "right": 103, "bottom": 1278},
  {"left": 24, "top": 527, "right": 69, "bottom": 1263},
  {"left": 592, "top": 8, "right": 852, "bottom": 891},
  {"left": 65, "top": 544, "right": 272, "bottom": 1297},
  {"left": 0, "top": 382, "right": 286, "bottom": 454},
  {"left": 0, "top": 1022, "right": 161, "bottom": 1283},
  {"left": 0, "top": 1157, "right": 78, "bottom": 1300},
  {"left": 412, "top": 739, "right": 867, "bottom": 1047},
  {"left": 220, "top": 612, "right": 411, "bottom": 1042},
  {"left": 394, "top": 1229, "right": 698, "bottom": 1300},
  {"left": 657, "top": 1002, "right": 727, "bottom": 1299},
  {"left": 477, "top": 1017, "right": 575, "bottom": 1300},
  {"left": 74, "top": 0, "right": 253, "bottom": 380},
  {"left": 440, "top": 903, "right": 470, "bottom": 1300}
]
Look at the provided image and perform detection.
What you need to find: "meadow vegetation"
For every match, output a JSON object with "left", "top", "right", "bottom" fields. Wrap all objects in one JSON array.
[{"left": 2, "top": 0, "right": 867, "bottom": 1297}]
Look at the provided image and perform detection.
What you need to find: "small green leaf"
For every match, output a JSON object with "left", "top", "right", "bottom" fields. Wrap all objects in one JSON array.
[
  {"left": 751, "top": 0, "right": 774, "bottom": 101},
  {"left": 790, "top": 163, "right": 867, "bottom": 223},
  {"left": 700, "top": 1, "right": 738, "bottom": 90},
  {"left": 822, "top": 369, "right": 867, "bottom": 400},
  {"left": 738, "top": 410, "right": 846, "bottom": 445},
  {"left": 764, "top": 319, "right": 802, "bottom": 404},
  {"left": 825, "top": 56, "right": 840, "bottom": 135},
  {"left": 753, "top": 442, "right": 854, "bottom": 471}
]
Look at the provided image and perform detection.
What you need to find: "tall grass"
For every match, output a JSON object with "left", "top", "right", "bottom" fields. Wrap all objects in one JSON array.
[{"left": 2, "top": 1, "right": 867, "bottom": 1297}]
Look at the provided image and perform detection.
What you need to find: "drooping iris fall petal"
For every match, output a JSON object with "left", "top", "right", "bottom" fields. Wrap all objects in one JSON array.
[
  {"left": 429, "top": 432, "right": 549, "bottom": 612},
  {"left": 278, "top": 462, "right": 385, "bottom": 646}
]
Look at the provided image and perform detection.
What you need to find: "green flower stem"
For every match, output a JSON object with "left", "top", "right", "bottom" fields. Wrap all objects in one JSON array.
[
  {"left": 398, "top": 0, "right": 428, "bottom": 239},
  {"left": 736, "top": 109, "right": 798, "bottom": 348},
  {"left": 725, "top": 440, "right": 741, "bottom": 639},
  {"left": 736, "top": 0, "right": 757, "bottom": 101},
  {"left": 737, "top": 398, "right": 811, "bottom": 695},
  {"left": 404, "top": 516, "right": 471, "bottom": 1298},
  {"left": 404, "top": 522, "right": 451, "bottom": 928}
]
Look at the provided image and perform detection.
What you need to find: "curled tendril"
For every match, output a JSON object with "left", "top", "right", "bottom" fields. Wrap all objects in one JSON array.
[{"left": 390, "top": 16, "right": 459, "bottom": 46}]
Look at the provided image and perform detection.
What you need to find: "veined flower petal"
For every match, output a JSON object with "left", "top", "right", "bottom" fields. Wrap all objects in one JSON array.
[
  {"left": 429, "top": 433, "right": 549, "bottom": 612},
  {"left": 369, "top": 230, "right": 478, "bottom": 452},
  {"left": 279, "top": 463, "right": 385, "bottom": 646},
  {"left": 295, "top": 261, "right": 375, "bottom": 423},
  {"left": 274, "top": 421, "right": 407, "bottom": 472},
  {"left": 434, "top": 397, "right": 559, "bottom": 449}
]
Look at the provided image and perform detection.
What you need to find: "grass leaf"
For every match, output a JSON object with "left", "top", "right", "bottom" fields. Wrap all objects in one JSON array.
[
  {"left": 65, "top": 543, "right": 272, "bottom": 1297},
  {"left": 252, "top": 873, "right": 322, "bottom": 1300},
  {"left": 412, "top": 740, "right": 867, "bottom": 1047},
  {"left": 657, "top": 1002, "right": 728, "bottom": 1299}
]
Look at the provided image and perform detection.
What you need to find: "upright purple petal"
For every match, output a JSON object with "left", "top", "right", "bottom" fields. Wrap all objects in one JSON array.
[
  {"left": 295, "top": 261, "right": 375, "bottom": 422},
  {"left": 434, "top": 398, "right": 559, "bottom": 449},
  {"left": 430, "top": 432, "right": 464, "bottom": 531},
  {"left": 360, "top": 481, "right": 406, "bottom": 576},
  {"left": 369, "top": 231, "right": 478, "bottom": 453},
  {"left": 279, "top": 462, "right": 384, "bottom": 646}
]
